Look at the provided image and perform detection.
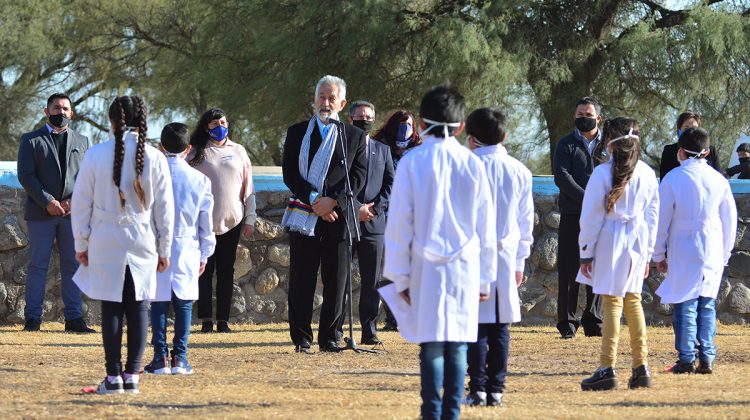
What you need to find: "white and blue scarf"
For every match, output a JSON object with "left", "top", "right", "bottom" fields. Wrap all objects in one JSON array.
[{"left": 281, "top": 116, "right": 338, "bottom": 236}]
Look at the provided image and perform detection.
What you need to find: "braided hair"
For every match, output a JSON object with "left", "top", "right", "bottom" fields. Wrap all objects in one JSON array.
[
  {"left": 189, "top": 108, "right": 226, "bottom": 166},
  {"left": 108, "top": 96, "right": 148, "bottom": 210},
  {"left": 603, "top": 117, "right": 641, "bottom": 214}
]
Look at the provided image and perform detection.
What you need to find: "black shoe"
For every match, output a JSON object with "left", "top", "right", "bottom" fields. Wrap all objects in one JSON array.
[
  {"left": 462, "top": 391, "right": 486, "bottom": 406},
  {"left": 23, "top": 319, "right": 41, "bottom": 332},
  {"left": 201, "top": 320, "right": 213, "bottom": 333},
  {"left": 319, "top": 341, "right": 340, "bottom": 352},
  {"left": 696, "top": 360, "right": 713, "bottom": 374},
  {"left": 581, "top": 367, "right": 617, "bottom": 391},
  {"left": 583, "top": 328, "right": 603, "bottom": 337},
  {"left": 487, "top": 392, "right": 503, "bottom": 407},
  {"left": 123, "top": 374, "right": 139, "bottom": 394},
  {"left": 216, "top": 321, "right": 231, "bottom": 333},
  {"left": 361, "top": 336, "right": 382, "bottom": 345},
  {"left": 628, "top": 365, "right": 652, "bottom": 389},
  {"left": 669, "top": 360, "right": 696, "bottom": 374},
  {"left": 382, "top": 322, "right": 398, "bottom": 332},
  {"left": 295, "top": 340, "right": 312, "bottom": 354},
  {"left": 560, "top": 331, "right": 575, "bottom": 339},
  {"left": 65, "top": 318, "right": 96, "bottom": 334}
]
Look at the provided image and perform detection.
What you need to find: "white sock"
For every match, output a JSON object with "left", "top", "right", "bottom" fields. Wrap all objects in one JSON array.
[{"left": 107, "top": 375, "right": 122, "bottom": 383}]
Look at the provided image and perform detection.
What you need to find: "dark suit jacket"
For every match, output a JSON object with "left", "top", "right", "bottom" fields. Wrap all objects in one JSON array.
[
  {"left": 354, "top": 138, "right": 394, "bottom": 235},
  {"left": 17, "top": 126, "right": 90, "bottom": 221},
  {"left": 660, "top": 143, "right": 720, "bottom": 180},
  {"left": 282, "top": 119, "right": 367, "bottom": 239}
]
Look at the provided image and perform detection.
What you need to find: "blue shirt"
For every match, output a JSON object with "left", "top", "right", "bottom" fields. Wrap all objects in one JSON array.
[{"left": 574, "top": 128, "right": 601, "bottom": 157}]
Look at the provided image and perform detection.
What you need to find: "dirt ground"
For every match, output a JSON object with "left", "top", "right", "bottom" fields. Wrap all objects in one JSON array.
[{"left": 0, "top": 322, "right": 748, "bottom": 419}]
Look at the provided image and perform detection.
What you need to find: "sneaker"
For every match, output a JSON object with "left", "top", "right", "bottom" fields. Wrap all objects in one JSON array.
[
  {"left": 696, "top": 360, "right": 713, "bottom": 374},
  {"left": 581, "top": 367, "right": 617, "bottom": 391},
  {"left": 462, "top": 391, "right": 487, "bottom": 406},
  {"left": 628, "top": 365, "right": 652, "bottom": 389},
  {"left": 96, "top": 376, "right": 124, "bottom": 394},
  {"left": 201, "top": 320, "right": 213, "bottom": 333},
  {"left": 487, "top": 392, "right": 503, "bottom": 407},
  {"left": 170, "top": 353, "right": 194, "bottom": 375},
  {"left": 144, "top": 355, "right": 170, "bottom": 375},
  {"left": 123, "top": 374, "right": 139, "bottom": 394},
  {"left": 669, "top": 360, "right": 696, "bottom": 374},
  {"left": 216, "top": 321, "right": 231, "bottom": 333}
]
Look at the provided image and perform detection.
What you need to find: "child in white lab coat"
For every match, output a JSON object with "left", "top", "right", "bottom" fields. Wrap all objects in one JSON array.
[
  {"left": 576, "top": 118, "right": 659, "bottom": 391},
  {"left": 654, "top": 127, "right": 737, "bottom": 374},
  {"left": 463, "top": 108, "right": 534, "bottom": 407},
  {"left": 144, "top": 123, "right": 215, "bottom": 375},
  {"left": 383, "top": 84, "right": 497, "bottom": 420},
  {"left": 72, "top": 96, "right": 174, "bottom": 394}
]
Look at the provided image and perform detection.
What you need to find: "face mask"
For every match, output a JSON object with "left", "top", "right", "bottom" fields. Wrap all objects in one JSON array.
[
  {"left": 740, "top": 157, "right": 750, "bottom": 164},
  {"left": 352, "top": 119, "right": 373, "bottom": 134},
  {"left": 396, "top": 123, "right": 414, "bottom": 148},
  {"left": 575, "top": 117, "right": 597, "bottom": 132},
  {"left": 208, "top": 125, "right": 229, "bottom": 141},
  {"left": 677, "top": 129, "right": 683, "bottom": 138},
  {"left": 48, "top": 113, "right": 70, "bottom": 129}
]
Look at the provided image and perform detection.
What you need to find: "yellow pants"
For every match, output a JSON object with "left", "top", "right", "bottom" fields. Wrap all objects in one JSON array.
[{"left": 600, "top": 293, "right": 648, "bottom": 369}]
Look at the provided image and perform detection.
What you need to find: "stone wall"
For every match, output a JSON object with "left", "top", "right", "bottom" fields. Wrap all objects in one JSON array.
[{"left": 1, "top": 185, "right": 749, "bottom": 325}]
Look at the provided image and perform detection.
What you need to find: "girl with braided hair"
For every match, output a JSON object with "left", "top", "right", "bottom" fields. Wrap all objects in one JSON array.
[
  {"left": 575, "top": 117, "right": 659, "bottom": 391},
  {"left": 188, "top": 108, "right": 256, "bottom": 333},
  {"left": 71, "top": 95, "right": 174, "bottom": 394}
]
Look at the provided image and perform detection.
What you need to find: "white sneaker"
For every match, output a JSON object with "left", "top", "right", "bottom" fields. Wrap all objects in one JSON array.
[
  {"left": 123, "top": 374, "right": 139, "bottom": 394},
  {"left": 487, "top": 392, "right": 503, "bottom": 406},
  {"left": 96, "top": 376, "right": 124, "bottom": 394}
]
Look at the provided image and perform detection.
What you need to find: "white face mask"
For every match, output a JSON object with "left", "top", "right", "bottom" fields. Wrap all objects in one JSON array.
[
  {"left": 677, "top": 150, "right": 686, "bottom": 165},
  {"left": 419, "top": 117, "right": 461, "bottom": 139}
]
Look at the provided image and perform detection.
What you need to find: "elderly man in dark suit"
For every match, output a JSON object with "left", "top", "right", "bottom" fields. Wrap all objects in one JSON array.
[
  {"left": 17, "top": 93, "right": 93, "bottom": 333},
  {"left": 346, "top": 100, "right": 395, "bottom": 345},
  {"left": 282, "top": 76, "right": 367, "bottom": 353}
]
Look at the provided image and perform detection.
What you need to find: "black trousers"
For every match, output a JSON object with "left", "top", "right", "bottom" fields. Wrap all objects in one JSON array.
[
  {"left": 288, "top": 230, "right": 348, "bottom": 345},
  {"left": 468, "top": 323, "right": 510, "bottom": 394},
  {"left": 101, "top": 266, "right": 148, "bottom": 376},
  {"left": 557, "top": 213, "right": 602, "bottom": 336},
  {"left": 198, "top": 222, "right": 242, "bottom": 322},
  {"left": 355, "top": 233, "right": 384, "bottom": 340}
]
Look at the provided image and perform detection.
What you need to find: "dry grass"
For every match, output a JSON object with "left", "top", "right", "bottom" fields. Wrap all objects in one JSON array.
[{"left": 0, "top": 322, "right": 749, "bottom": 419}]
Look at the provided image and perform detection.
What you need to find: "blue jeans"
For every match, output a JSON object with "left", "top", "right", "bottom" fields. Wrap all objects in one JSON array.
[
  {"left": 25, "top": 217, "right": 82, "bottom": 321},
  {"left": 468, "top": 323, "right": 510, "bottom": 394},
  {"left": 150, "top": 293, "right": 193, "bottom": 362},
  {"left": 673, "top": 296, "right": 717, "bottom": 363},
  {"left": 420, "top": 342, "right": 467, "bottom": 420}
]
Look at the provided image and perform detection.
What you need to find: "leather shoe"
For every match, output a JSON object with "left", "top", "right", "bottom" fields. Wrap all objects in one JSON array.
[
  {"left": 319, "top": 341, "right": 340, "bottom": 352},
  {"left": 581, "top": 367, "right": 617, "bottom": 391},
  {"left": 669, "top": 360, "right": 696, "bottom": 374},
  {"left": 216, "top": 321, "right": 232, "bottom": 333},
  {"left": 696, "top": 360, "right": 713, "bottom": 374},
  {"left": 295, "top": 340, "right": 312, "bottom": 354},
  {"left": 23, "top": 319, "right": 41, "bottom": 332},
  {"left": 628, "top": 365, "right": 652, "bottom": 389},
  {"left": 200, "top": 320, "right": 213, "bottom": 333},
  {"left": 361, "top": 336, "right": 382, "bottom": 345},
  {"left": 381, "top": 322, "right": 398, "bottom": 332},
  {"left": 65, "top": 317, "right": 96, "bottom": 333}
]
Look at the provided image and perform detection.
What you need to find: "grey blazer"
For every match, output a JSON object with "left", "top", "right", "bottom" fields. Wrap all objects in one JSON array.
[
  {"left": 355, "top": 138, "right": 395, "bottom": 235},
  {"left": 17, "top": 126, "right": 90, "bottom": 221}
]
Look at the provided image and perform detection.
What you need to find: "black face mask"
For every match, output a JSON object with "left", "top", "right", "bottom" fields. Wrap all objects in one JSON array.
[
  {"left": 352, "top": 119, "right": 373, "bottom": 134},
  {"left": 740, "top": 157, "right": 750, "bottom": 164},
  {"left": 575, "top": 117, "right": 597, "bottom": 132},
  {"left": 48, "top": 113, "right": 70, "bottom": 129}
]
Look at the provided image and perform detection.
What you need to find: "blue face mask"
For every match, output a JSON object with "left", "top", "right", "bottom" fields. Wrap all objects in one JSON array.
[
  {"left": 677, "top": 128, "right": 683, "bottom": 138},
  {"left": 209, "top": 125, "right": 229, "bottom": 141},
  {"left": 396, "top": 123, "right": 414, "bottom": 149}
]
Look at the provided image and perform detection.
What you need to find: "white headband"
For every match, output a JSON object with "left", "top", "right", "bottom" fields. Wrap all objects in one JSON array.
[
  {"left": 420, "top": 117, "right": 461, "bottom": 139},
  {"left": 607, "top": 128, "right": 639, "bottom": 146}
]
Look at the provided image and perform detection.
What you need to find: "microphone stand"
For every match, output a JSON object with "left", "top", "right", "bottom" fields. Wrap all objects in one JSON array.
[{"left": 331, "top": 119, "right": 378, "bottom": 354}]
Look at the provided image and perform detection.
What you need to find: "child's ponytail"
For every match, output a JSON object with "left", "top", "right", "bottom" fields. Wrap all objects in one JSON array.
[{"left": 604, "top": 117, "right": 641, "bottom": 214}]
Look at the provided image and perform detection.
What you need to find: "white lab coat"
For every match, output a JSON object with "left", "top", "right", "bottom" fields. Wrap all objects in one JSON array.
[
  {"left": 383, "top": 135, "right": 497, "bottom": 344},
  {"left": 474, "top": 144, "right": 533, "bottom": 324},
  {"left": 71, "top": 132, "right": 174, "bottom": 302},
  {"left": 154, "top": 157, "right": 216, "bottom": 302},
  {"left": 576, "top": 160, "right": 659, "bottom": 297},
  {"left": 654, "top": 158, "right": 737, "bottom": 304}
]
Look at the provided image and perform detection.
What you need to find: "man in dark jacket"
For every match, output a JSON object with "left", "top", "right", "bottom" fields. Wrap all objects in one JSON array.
[
  {"left": 552, "top": 97, "right": 604, "bottom": 339},
  {"left": 17, "top": 93, "right": 94, "bottom": 333},
  {"left": 282, "top": 76, "right": 367, "bottom": 353}
]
